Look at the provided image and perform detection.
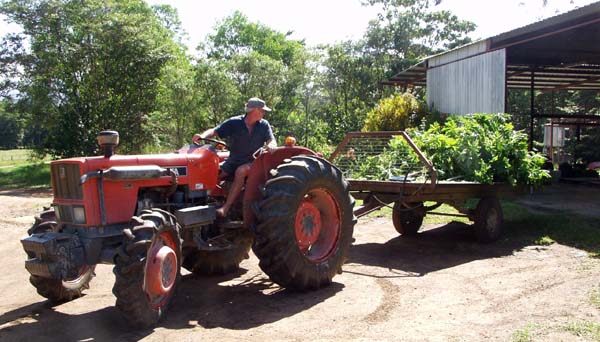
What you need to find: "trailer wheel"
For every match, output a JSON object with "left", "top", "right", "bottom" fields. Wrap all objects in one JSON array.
[
  {"left": 182, "top": 230, "right": 252, "bottom": 275},
  {"left": 28, "top": 209, "right": 95, "bottom": 303},
  {"left": 113, "top": 209, "right": 181, "bottom": 328},
  {"left": 392, "top": 201, "right": 424, "bottom": 236},
  {"left": 473, "top": 197, "right": 503, "bottom": 243},
  {"left": 253, "top": 155, "right": 355, "bottom": 290}
]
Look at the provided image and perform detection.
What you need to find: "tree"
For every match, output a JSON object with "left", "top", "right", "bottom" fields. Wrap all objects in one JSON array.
[
  {"left": 0, "top": 0, "right": 181, "bottom": 157},
  {"left": 148, "top": 51, "right": 200, "bottom": 152},
  {"left": 362, "top": 0, "right": 475, "bottom": 76},
  {"left": 0, "top": 98, "right": 21, "bottom": 149},
  {"left": 318, "top": 0, "right": 475, "bottom": 143},
  {"left": 197, "top": 11, "right": 314, "bottom": 144},
  {"left": 318, "top": 41, "right": 381, "bottom": 143}
]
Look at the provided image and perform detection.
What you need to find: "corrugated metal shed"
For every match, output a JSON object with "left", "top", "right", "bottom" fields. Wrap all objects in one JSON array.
[{"left": 385, "top": 1, "right": 600, "bottom": 114}]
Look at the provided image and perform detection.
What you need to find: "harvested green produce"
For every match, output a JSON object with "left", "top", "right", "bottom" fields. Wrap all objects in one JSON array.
[{"left": 349, "top": 114, "right": 550, "bottom": 186}]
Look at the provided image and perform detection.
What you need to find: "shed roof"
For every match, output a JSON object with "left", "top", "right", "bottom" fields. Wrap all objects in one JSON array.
[{"left": 385, "top": 1, "right": 600, "bottom": 91}]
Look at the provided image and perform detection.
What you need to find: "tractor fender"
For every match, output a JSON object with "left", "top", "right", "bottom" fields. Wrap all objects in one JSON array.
[{"left": 243, "top": 146, "right": 316, "bottom": 229}]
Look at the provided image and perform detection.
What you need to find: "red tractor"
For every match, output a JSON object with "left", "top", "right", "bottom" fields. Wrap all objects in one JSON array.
[{"left": 21, "top": 131, "right": 355, "bottom": 327}]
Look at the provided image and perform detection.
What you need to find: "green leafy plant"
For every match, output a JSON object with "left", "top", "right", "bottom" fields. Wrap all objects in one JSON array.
[{"left": 354, "top": 114, "right": 550, "bottom": 186}]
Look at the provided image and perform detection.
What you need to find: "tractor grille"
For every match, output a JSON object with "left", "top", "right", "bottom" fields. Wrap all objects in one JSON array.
[
  {"left": 55, "top": 205, "right": 74, "bottom": 222},
  {"left": 51, "top": 163, "right": 83, "bottom": 200}
]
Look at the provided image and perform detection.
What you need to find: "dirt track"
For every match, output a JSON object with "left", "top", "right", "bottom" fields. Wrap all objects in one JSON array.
[{"left": 0, "top": 187, "right": 599, "bottom": 342}]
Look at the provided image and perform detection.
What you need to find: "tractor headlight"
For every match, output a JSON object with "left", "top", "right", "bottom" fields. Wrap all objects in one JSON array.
[
  {"left": 73, "top": 206, "right": 86, "bottom": 224},
  {"left": 53, "top": 206, "right": 61, "bottom": 220}
]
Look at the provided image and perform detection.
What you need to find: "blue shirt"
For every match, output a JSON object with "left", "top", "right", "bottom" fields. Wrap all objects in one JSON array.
[{"left": 215, "top": 115, "right": 274, "bottom": 165}]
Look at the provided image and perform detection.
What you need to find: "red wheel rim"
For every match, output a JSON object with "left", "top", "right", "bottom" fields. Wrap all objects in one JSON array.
[
  {"left": 295, "top": 199, "right": 323, "bottom": 251},
  {"left": 144, "top": 231, "right": 178, "bottom": 309},
  {"left": 294, "top": 189, "right": 341, "bottom": 262}
]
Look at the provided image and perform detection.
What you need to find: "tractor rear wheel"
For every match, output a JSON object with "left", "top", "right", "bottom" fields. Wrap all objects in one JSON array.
[
  {"left": 392, "top": 201, "right": 424, "bottom": 236},
  {"left": 253, "top": 155, "right": 355, "bottom": 290},
  {"left": 28, "top": 209, "right": 95, "bottom": 303},
  {"left": 113, "top": 209, "right": 182, "bottom": 328},
  {"left": 182, "top": 229, "right": 253, "bottom": 275}
]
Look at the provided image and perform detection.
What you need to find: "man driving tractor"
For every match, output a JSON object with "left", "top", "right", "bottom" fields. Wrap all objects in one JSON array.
[{"left": 193, "top": 97, "right": 278, "bottom": 218}]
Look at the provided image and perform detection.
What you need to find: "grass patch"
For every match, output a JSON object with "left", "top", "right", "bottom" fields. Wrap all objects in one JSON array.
[
  {"left": 534, "top": 236, "right": 556, "bottom": 246},
  {"left": 562, "top": 321, "right": 600, "bottom": 340},
  {"left": 512, "top": 323, "right": 542, "bottom": 342},
  {"left": 513, "top": 321, "right": 600, "bottom": 341},
  {"left": 0, "top": 149, "right": 41, "bottom": 167},
  {"left": 592, "top": 287, "right": 600, "bottom": 310},
  {"left": 361, "top": 200, "right": 469, "bottom": 225},
  {"left": 502, "top": 201, "right": 600, "bottom": 257},
  {"left": 0, "top": 163, "right": 50, "bottom": 189},
  {"left": 423, "top": 203, "right": 470, "bottom": 225}
]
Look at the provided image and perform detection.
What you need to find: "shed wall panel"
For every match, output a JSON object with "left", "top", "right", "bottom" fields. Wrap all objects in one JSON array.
[
  {"left": 428, "top": 40, "right": 488, "bottom": 67},
  {"left": 427, "top": 49, "right": 506, "bottom": 115}
]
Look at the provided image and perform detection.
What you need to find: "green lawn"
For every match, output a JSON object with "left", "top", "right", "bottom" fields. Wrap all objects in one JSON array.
[
  {"left": 0, "top": 149, "right": 35, "bottom": 167},
  {"left": 0, "top": 162, "right": 51, "bottom": 189},
  {"left": 0, "top": 149, "right": 51, "bottom": 189},
  {"left": 502, "top": 201, "right": 600, "bottom": 257}
]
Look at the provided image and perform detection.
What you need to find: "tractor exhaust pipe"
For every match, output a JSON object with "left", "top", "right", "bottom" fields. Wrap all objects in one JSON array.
[{"left": 97, "top": 130, "right": 119, "bottom": 158}]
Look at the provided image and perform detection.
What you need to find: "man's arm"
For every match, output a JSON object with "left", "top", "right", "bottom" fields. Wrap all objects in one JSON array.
[
  {"left": 193, "top": 128, "right": 218, "bottom": 143},
  {"left": 266, "top": 138, "right": 277, "bottom": 153}
]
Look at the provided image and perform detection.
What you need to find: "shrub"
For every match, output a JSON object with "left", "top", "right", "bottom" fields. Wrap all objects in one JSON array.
[{"left": 362, "top": 92, "right": 421, "bottom": 132}]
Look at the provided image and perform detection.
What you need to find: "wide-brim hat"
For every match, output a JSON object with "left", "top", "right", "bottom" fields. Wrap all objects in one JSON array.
[{"left": 245, "top": 97, "right": 272, "bottom": 112}]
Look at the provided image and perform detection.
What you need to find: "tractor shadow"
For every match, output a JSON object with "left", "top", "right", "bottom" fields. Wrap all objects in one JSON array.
[
  {"left": 164, "top": 269, "right": 343, "bottom": 330},
  {"left": 0, "top": 299, "right": 154, "bottom": 342},
  {"left": 0, "top": 270, "right": 341, "bottom": 340},
  {"left": 347, "top": 220, "right": 533, "bottom": 277}
]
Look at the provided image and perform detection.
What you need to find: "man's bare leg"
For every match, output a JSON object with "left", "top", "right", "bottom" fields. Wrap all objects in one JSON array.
[{"left": 217, "top": 163, "right": 251, "bottom": 218}]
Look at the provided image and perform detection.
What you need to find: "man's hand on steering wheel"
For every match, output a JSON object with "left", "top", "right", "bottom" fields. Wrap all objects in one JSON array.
[{"left": 192, "top": 134, "right": 229, "bottom": 150}]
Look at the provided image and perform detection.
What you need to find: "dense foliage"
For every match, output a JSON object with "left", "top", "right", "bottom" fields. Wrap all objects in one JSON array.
[
  {"left": 362, "top": 92, "right": 424, "bottom": 131},
  {"left": 0, "top": 0, "right": 479, "bottom": 156},
  {"left": 0, "top": 0, "right": 594, "bottom": 160},
  {"left": 350, "top": 114, "right": 550, "bottom": 186},
  {"left": 0, "top": 0, "right": 181, "bottom": 156}
]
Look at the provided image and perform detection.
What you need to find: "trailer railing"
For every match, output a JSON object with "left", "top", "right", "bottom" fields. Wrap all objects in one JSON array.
[{"left": 328, "top": 131, "right": 437, "bottom": 185}]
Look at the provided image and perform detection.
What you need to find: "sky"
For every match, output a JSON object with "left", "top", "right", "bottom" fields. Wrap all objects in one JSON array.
[
  {"left": 1, "top": 0, "right": 598, "bottom": 53},
  {"left": 143, "top": 0, "right": 598, "bottom": 52}
]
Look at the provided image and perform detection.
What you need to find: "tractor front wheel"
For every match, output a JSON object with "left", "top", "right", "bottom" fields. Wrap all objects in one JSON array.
[
  {"left": 113, "top": 209, "right": 182, "bottom": 328},
  {"left": 253, "top": 155, "right": 355, "bottom": 290},
  {"left": 28, "top": 209, "right": 95, "bottom": 303}
]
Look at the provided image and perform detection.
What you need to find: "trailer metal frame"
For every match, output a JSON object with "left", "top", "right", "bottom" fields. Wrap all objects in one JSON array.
[{"left": 330, "top": 131, "right": 524, "bottom": 242}]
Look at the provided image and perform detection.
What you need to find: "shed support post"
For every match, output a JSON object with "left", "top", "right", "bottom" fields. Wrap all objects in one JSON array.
[{"left": 529, "top": 70, "right": 535, "bottom": 151}]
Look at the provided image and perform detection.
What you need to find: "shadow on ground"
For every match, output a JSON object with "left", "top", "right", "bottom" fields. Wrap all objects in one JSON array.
[
  {"left": 348, "top": 221, "right": 513, "bottom": 277},
  {"left": 349, "top": 199, "right": 600, "bottom": 279},
  {"left": 164, "top": 270, "right": 343, "bottom": 330},
  {"left": 0, "top": 269, "right": 342, "bottom": 342}
]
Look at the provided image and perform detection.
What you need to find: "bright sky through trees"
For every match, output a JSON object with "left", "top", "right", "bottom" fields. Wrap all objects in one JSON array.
[
  {"left": 1, "top": 0, "right": 596, "bottom": 53},
  {"left": 143, "top": 0, "right": 597, "bottom": 52}
]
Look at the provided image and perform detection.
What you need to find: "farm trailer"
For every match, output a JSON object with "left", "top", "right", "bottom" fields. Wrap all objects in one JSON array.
[{"left": 330, "top": 131, "right": 524, "bottom": 242}]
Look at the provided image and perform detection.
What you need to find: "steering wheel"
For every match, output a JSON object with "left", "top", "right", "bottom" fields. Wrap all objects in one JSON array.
[{"left": 193, "top": 137, "right": 229, "bottom": 150}]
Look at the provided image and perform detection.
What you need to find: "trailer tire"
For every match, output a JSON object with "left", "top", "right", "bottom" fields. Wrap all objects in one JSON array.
[
  {"left": 182, "top": 230, "right": 252, "bottom": 275},
  {"left": 27, "top": 209, "right": 95, "bottom": 303},
  {"left": 253, "top": 155, "right": 355, "bottom": 291},
  {"left": 392, "top": 201, "right": 424, "bottom": 236},
  {"left": 473, "top": 197, "right": 503, "bottom": 243},
  {"left": 113, "top": 209, "right": 181, "bottom": 328}
]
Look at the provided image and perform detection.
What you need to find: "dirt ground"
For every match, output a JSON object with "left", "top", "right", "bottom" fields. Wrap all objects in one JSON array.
[{"left": 0, "top": 185, "right": 599, "bottom": 342}]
